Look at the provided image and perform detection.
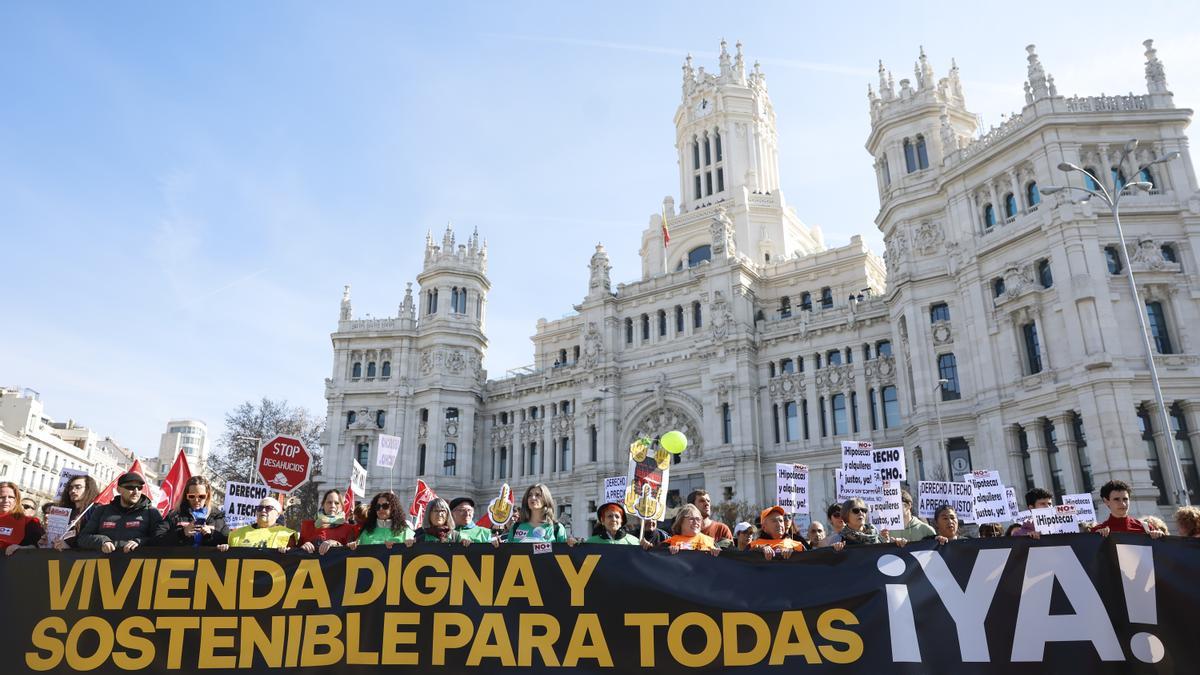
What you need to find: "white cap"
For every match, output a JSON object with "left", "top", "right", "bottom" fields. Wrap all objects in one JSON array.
[{"left": 733, "top": 521, "right": 753, "bottom": 535}]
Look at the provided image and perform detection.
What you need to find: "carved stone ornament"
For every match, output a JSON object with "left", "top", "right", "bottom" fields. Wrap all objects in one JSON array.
[
  {"left": 1131, "top": 239, "right": 1175, "bottom": 271},
  {"left": 445, "top": 421, "right": 459, "bottom": 438},
  {"left": 629, "top": 406, "right": 701, "bottom": 456},
  {"left": 931, "top": 321, "right": 953, "bottom": 346},
  {"left": 582, "top": 322, "right": 604, "bottom": 368},
  {"left": 865, "top": 356, "right": 897, "bottom": 384},
  {"left": 767, "top": 373, "right": 805, "bottom": 401},
  {"left": 711, "top": 207, "right": 736, "bottom": 257},
  {"left": 420, "top": 350, "right": 434, "bottom": 375},
  {"left": 589, "top": 244, "right": 612, "bottom": 292},
  {"left": 417, "top": 421, "right": 428, "bottom": 439},
  {"left": 446, "top": 350, "right": 466, "bottom": 374},
  {"left": 709, "top": 290, "right": 733, "bottom": 340},
  {"left": 913, "top": 221, "right": 943, "bottom": 256}
]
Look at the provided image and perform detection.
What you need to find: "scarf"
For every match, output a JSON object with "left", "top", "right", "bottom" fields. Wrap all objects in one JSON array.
[
  {"left": 190, "top": 507, "right": 210, "bottom": 546},
  {"left": 839, "top": 523, "right": 883, "bottom": 546},
  {"left": 425, "top": 525, "right": 452, "bottom": 542},
  {"left": 315, "top": 511, "right": 345, "bottom": 529}
]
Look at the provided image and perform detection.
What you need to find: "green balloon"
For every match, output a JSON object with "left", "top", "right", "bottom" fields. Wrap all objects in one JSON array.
[{"left": 661, "top": 430, "right": 688, "bottom": 455}]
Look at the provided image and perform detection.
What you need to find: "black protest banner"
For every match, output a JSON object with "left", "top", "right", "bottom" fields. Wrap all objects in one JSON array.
[{"left": 2, "top": 534, "right": 1197, "bottom": 673}]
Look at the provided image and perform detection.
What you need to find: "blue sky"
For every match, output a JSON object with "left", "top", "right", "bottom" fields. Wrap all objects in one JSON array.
[{"left": 3, "top": 2, "right": 1198, "bottom": 461}]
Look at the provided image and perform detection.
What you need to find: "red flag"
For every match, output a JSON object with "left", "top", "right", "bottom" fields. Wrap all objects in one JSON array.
[
  {"left": 93, "top": 459, "right": 154, "bottom": 506},
  {"left": 661, "top": 204, "right": 671, "bottom": 247},
  {"left": 343, "top": 482, "right": 355, "bottom": 520},
  {"left": 156, "top": 449, "right": 192, "bottom": 514},
  {"left": 409, "top": 479, "right": 436, "bottom": 525}
]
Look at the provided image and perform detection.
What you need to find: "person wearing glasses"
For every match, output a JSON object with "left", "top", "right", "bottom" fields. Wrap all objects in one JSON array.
[
  {"left": 449, "top": 497, "right": 494, "bottom": 544},
  {"left": 156, "top": 476, "right": 229, "bottom": 547},
  {"left": 77, "top": 472, "right": 164, "bottom": 554},
  {"left": 415, "top": 498, "right": 466, "bottom": 544},
  {"left": 348, "top": 492, "right": 414, "bottom": 549},
  {"left": 220, "top": 497, "right": 295, "bottom": 552},
  {"left": 1091, "top": 480, "right": 1163, "bottom": 538},
  {"left": 1, "top": 481, "right": 45, "bottom": 555},
  {"left": 663, "top": 504, "right": 721, "bottom": 555},
  {"left": 816, "top": 503, "right": 845, "bottom": 548},
  {"left": 48, "top": 474, "right": 100, "bottom": 550},
  {"left": 749, "top": 506, "right": 809, "bottom": 559},
  {"left": 824, "top": 498, "right": 906, "bottom": 548},
  {"left": 299, "top": 489, "right": 358, "bottom": 554}
]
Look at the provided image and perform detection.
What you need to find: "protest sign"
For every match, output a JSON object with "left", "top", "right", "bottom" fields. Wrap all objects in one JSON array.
[
  {"left": 840, "top": 441, "right": 879, "bottom": 502},
  {"left": 869, "top": 480, "right": 904, "bottom": 530},
  {"left": 1005, "top": 487, "right": 1021, "bottom": 521},
  {"left": 775, "top": 463, "right": 809, "bottom": 514},
  {"left": 351, "top": 459, "right": 368, "bottom": 498},
  {"left": 962, "top": 470, "right": 1011, "bottom": 522},
  {"left": 918, "top": 480, "right": 975, "bottom": 522},
  {"left": 838, "top": 468, "right": 882, "bottom": 503},
  {"left": 1031, "top": 504, "right": 1080, "bottom": 534},
  {"left": 223, "top": 481, "right": 272, "bottom": 530},
  {"left": 602, "top": 476, "right": 627, "bottom": 504},
  {"left": 376, "top": 433, "right": 401, "bottom": 469},
  {"left": 871, "top": 446, "right": 906, "bottom": 482},
  {"left": 43, "top": 506, "right": 72, "bottom": 548},
  {"left": 1060, "top": 493, "right": 1097, "bottom": 524}
]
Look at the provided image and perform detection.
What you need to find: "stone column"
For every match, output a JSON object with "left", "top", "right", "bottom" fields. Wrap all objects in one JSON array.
[
  {"left": 1145, "top": 400, "right": 1183, "bottom": 503},
  {"left": 1050, "top": 413, "right": 1083, "bottom": 495},
  {"left": 1025, "top": 419, "right": 1053, "bottom": 491},
  {"left": 1004, "top": 424, "right": 1027, "bottom": 493}
]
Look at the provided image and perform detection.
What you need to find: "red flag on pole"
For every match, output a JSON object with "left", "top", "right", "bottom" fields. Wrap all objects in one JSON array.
[
  {"left": 343, "top": 482, "right": 355, "bottom": 520},
  {"left": 156, "top": 449, "right": 193, "bottom": 514},
  {"left": 409, "top": 479, "right": 436, "bottom": 526}
]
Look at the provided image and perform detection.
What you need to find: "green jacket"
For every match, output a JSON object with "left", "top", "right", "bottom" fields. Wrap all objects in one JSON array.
[
  {"left": 456, "top": 524, "right": 495, "bottom": 543},
  {"left": 356, "top": 523, "right": 414, "bottom": 545},
  {"left": 584, "top": 532, "right": 640, "bottom": 545},
  {"left": 891, "top": 517, "right": 937, "bottom": 541}
]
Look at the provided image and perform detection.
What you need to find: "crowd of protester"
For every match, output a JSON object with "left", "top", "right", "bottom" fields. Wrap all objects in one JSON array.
[{"left": 3, "top": 474, "right": 1199, "bottom": 557}]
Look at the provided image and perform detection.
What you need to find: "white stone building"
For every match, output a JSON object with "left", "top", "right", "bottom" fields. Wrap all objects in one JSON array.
[
  {"left": 156, "top": 418, "right": 210, "bottom": 476},
  {"left": 0, "top": 386, "right": 134, "bottom": 505},
  {"left": 320, "top": 40, "right": 1200, "bottom": 535}
]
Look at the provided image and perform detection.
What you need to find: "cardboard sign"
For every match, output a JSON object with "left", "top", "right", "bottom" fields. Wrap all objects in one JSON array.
[
  {"left": 962, "top": 470, "right": 1011, "bottom": 523},
  {"left": 43, "top": 506, "right": 72, "bottom": 547},
  {"left": 918, "top": 481, "right": 975, "bottom": 522},
  {"left": 1005, "top": 487, "right": 1021, "bottom": 521},
  {"left": 838, "top": 468, "right": 882, "bottom": 503},
  {"left": 841, "top": 440, "right": 874, "bottom": 472},
  {"left": 1061, "top": 493, "right": 1097, "bottom": 524},
  {"left": 351, "top": 459, "right": 368, "bottom": 499},
  {"left": 1032, "top": 504, "right": 1079, "bottom": 534},
  {"left": 775, "top": 463, "right": 809, "bottom": 514},
  {"left": 223, "top": 481, "right": 272, "bottom": 530},
  {"left": 869, "top": 480, "right": 904, "bottom": 531},
  {"left": 602, "top": 476, "right": 627, "bottom": 505},
  {"left": 624, "top": 438, "right": 669, "bottom": 521},
  {"left": 376, "top": 434, "right": 401, "bottom": 470},
  {"left": 871, "top": 446, "right": 906, "bottom": 482}
]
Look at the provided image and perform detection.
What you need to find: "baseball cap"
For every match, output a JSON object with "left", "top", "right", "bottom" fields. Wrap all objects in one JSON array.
[
  {"left": 117, "top": 471, "right": 145, "bottom": 487},
  {"left": 733, "top": 521, "right": 753, "bottom": 536},
  {"left": 449, "top": 497, "right": 476, "bottom": 511},
  {"left": 759, "top": 505, "right": 787, "bottom": 524}
]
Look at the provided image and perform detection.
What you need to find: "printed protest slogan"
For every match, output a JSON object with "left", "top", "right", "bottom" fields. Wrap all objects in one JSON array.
[
  {"left": 4, "top": 536, "right": 1199, "bottom": 674},
  {"left": 775, "top": 463, "right": 809, "bottom": 515}
]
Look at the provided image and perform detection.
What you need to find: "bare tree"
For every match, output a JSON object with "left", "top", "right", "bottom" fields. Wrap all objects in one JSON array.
[
  {"left": 209, "top": 398, "right": 324, "bottom": 528},
  {"left": 713, "top": 499, "right": 757, "bottom": 526}
]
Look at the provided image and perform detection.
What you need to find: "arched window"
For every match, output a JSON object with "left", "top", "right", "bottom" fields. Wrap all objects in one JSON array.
[
  {"left": 930, "top": 302, "right": 950, "bottom": 323},
  {"left": 1026, "top": 181, "right": 1040, "bottom": 208},
  {"left": 1083, "top": 167, "right": 1100, "bottom": 192},
  {"left": 780, "top": 296, "right": 791, "bottom": 318},
  {"left": 450, "top": 287, "right": 459, "bottom": 313},
  {"left": 346, "top": 411, "right": 356, "bottom": 428},
  {"left": 880, "top": 154, "right": 891, "bottom": 186},
  {"left": 831, "top": 394, "right": 847, "bottom": 435},
  {"left": 641, "top": 314, "right": 650, "bottom": 340},
  {"left": 780, "top": 358, "right": 794, "bottom": 374},
  {"left": 366, "top": 361, "right": 376, "bottom": 378},
  {"left": 820, "top": 287, "right": 833, "bottom": 309},
  {"left": 983, "top": 204, "right": 996, "bottom": 229},
  {"left": 692, "top": 301, "right": 702, "bottom": 328},
  {"left": 1004, "top": 193, "right": 1018, "bottom": 219},
  {"left": 446, "top": 407, "right": 459, "bottom": 422},
  {"left": 768, "top": 362, "right": 776, "bottom": 378},
  {"left": 938, "top": 353, "right": 962, "bottom": 400},
  {"left": 658, "top": 310, "right": 667, "bottom": 337},
  {"left": 882, "top": 386, "right": 900, "bottom": 429},
  {"left": 800, "top": 292, "right": 812, "bottom": 311},
  {"left": 876, "top": 340, "right": 892, "bottom": 357},
  {"left": 1146, "top": 301, "right": 1174, "bottom": 354},
  {"left": 691, "top": 138, "right": 700, "bottom": 170},
  {"left": 625, "top": 318, "right": 634, "bottom": 344},
  {"left": 381, "top": 361, "right": 391, "bottom": 378},
  {"left": 903, "top": 138, "right": 917, "bottom": 173},
  {"left": 1104, "top": 245, "right": 1123, "bottom": 274},
  {"left": 376, "top": 410, "right": 386, "bottom": 428},
  {"left": 1038, "top": 260, "right": 1053, "bottom": 288},
  {"left": 687, "top": 245, "right": 712, "bottom": 267},
  {"left": 827, "top": 350, "right": 842, "bottom": 366},
  {"left": 1161, "top": 243, "right": 1178, "bottom": 263},
  {"left": 915, "top": 135, "right": 929, "bottom": 170},
  {"left": 703, "top": 132, "right": 712, "bottom": 166},
  {"left": 694, "top": 174, "right": 702, "bottom": 200},
  {"left": 993, "top": 278, "right": 1006, "bottom": 298},
  {"left": 1022, "top": 323, "right": 1042, "bottom": 374},
  {"left": 557, "top": 348, "right": 567, "bottom": 365},
  {"left": 1111, "top": 167, "right": 1127, "bottom": 191},
  {"left": 352, "top": 362, "right": 362, "bottom": 379},
  {"left": 443, "top": 443, "right": 457, "bottom": 476},
  {"left": 714, "top": 128, "right": 722, "bottom": 162},
  {"left": 357, "top": 443, "right": 370, "bottom": 467},
  {"left": 675, "top": 305, "right": 684, "bottom": 333}
]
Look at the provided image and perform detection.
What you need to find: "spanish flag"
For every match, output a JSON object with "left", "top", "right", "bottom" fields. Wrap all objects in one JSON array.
[{"left": 661, "top": 203, "right": 671, "bottom": 247}]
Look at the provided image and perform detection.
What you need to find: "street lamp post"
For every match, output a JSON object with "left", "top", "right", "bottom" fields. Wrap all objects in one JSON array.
[
  {"left": 933, "top": 378, "right": 949, "bottom": 478},
  {"left": 1042, "top": 140, "right": 1190, "bottom": 506}
]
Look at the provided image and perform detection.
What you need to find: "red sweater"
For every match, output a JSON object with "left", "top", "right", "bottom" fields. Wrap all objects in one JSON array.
[
  {"left": 1090, "top": 516, "right": 1147, "bottom": 533},
  {"left": 0, "top": 512, "right": 44, "bottom": 548}
]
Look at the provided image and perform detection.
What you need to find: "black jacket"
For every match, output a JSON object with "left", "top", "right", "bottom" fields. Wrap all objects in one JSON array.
[
  {"left": 155, "top": 508, "right": 229, "bottom": 546},
  {"left": 77, "top": 495, "right": 164, "bottom": 549}
]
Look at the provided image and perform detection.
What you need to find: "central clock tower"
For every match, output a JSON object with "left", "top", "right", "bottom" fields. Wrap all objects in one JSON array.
[{"left": 674, "top": 39, "right": 782, "bottom": 213}]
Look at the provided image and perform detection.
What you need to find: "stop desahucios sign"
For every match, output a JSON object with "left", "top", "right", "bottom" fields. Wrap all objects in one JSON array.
[{"left": 256, "top": 435, "right": 312, "bottom": 494}]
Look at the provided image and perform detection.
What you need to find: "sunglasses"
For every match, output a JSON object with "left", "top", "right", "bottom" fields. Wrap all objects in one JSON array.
[
  {"left": 255, "top": 505, "right": 277, "bottom": 513},
  {"left": 120, "top": 484, "right": 144, "bottom": 491},
  {"left": 849, "top": 507, "right": 869, "bottom": 515},
  {"left": 186, "top": 493, "right": 208, "bottom": 500},
  {"left": 374, "top": 503, "right": 391, "bottom": 510}
]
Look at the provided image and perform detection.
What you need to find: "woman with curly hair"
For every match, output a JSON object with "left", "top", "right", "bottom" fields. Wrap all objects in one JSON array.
[
  {"left": 49, "top": 474, "right": 101, "bottom": 549},
  {"left": 493, "top": 483, "right": 576, "bottom": 546},
  {"left": 1175, "top": 506, "right": 1200, "bottom": 538},
  {"left": 348, "top": 491, "right": 414, "bottom": 549}
]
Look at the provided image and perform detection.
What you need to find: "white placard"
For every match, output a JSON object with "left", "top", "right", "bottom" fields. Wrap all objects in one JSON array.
[
  {"left": 224, "top": 481, "right": 272, "bottom": 530},
  {"left": 918, "top": 481, "right": 975, "bottom": 522},
  {"left": 1031, "top": 504, "right": 1079, "bottom": 534},
  {"left": 841, "top": 440, "right": 874, "bottom": 471},
  {"left": 1061, "top": 494, "right": 1097, "bottom": 524},
  {"left": 44, "top": 506, "right": 72, "bottom": 547},
  {"left": 1005, "top": 487, "right": 1021, "bottom": 521},
  {"left": 351, "top": 459, "right": 368, "bottom": 497},
  {"left": 376, "top": 434, "right": 401, "bottom": 469},
  {"left": 963, "top": 470, "right": 1011, "bottom": 523},
  {"left": 869, "top": 480, "right": 904, "bottom": 531},
  {"left": 871, "top": 446, "right": 906, "bottom": 482},
  {"left": 532, "top": 542, "right": 553, "bottom": 555},
  {"left": 775, "top": 463, "right": 809, "bottom": 515},
  {"left": 54, "top": 468, "right": 88, "bottom": 503},
  {"left": 839, "top": 468, "right": 883, "bottom": 503},
  {"left": 602, "top": 476, "right": 627, "bottom": 504}
]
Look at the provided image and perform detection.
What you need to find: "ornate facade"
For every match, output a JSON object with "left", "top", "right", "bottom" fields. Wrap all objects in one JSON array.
[{"left": 320, "top": 40, "right": 1200, "bottom": 535}]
